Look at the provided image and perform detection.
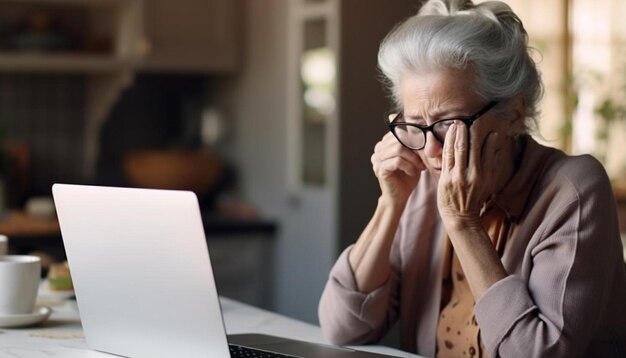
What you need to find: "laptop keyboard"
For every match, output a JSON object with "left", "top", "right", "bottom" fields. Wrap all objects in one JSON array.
[{"left": 229, "top": 344, "right": 300, "bottom": 358}]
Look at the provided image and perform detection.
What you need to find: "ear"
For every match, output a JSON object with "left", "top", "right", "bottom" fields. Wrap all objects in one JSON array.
[{"left": 507, "top": 96, "right": 527, "bottom": 136}]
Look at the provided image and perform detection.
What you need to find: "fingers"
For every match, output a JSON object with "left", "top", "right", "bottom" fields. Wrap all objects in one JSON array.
[
  {"left": 438, "top": 123, "right": 504, "bottom": 222},
  {"left": 469, "top": 122, "right": 482, "bottom": 175},
  {"left": 375, "top": 156, "right": 419, "bottom": 177},
  {"left": 454, "top": 123, "right": 468, "bottom": 173},
  {"left": 375, "top": 133, "right": 425, "bottom": 168},
  {"left": 373, "top": 133, "right": 425, "bottom": 177},
  {"left": 468, "top": 125, "right": 502, "bottom": 180},
  {"left": 482, "top": 132, "right": 500, "bottom": 178},
  {"left": 442, "top": 123, "right": 456, "bottom": 174},
  {"left": 442, "top": 123, "right": 470, "bottom": 176}
]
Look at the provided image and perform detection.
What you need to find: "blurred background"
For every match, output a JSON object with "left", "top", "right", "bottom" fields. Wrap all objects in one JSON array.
[{"left": 0, "top": 0, "right": 624, "bottom": 325}]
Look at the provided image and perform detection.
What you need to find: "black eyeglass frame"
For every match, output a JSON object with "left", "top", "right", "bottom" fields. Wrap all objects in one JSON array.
[{"left": 386, "top": 101, "right": 499, "bottom": 150}]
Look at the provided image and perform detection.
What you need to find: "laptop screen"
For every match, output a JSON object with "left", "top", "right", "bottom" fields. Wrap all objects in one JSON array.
[{"left": 53, "top": 184, "right": 231, "bottom": 358}]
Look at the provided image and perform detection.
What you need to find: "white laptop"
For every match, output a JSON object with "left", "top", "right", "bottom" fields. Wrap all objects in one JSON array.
[{"left": 52, "top": 184, "right": 397, "bottom": 358}]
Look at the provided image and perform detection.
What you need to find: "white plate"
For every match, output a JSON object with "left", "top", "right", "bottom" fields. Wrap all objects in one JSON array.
[
  {"left": 38, "top": 279, "right": 75, "bottom": 300},
  {"left": 0, "top": 306, "right": 52, "bottom": 328}
]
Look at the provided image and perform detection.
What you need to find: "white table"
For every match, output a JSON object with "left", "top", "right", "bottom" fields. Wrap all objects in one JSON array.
[{"left": 0, "top": 295, "right": 421, "bottom": 358}]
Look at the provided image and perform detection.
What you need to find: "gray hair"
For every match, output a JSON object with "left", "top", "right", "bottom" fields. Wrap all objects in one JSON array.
[{"left": 378, "top": 0, "right": 543, "bottom": 132}]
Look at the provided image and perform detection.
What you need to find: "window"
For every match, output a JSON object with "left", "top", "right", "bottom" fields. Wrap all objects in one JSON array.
[{"left": 508, "top": 0, "right": 626, "bottom": 179}]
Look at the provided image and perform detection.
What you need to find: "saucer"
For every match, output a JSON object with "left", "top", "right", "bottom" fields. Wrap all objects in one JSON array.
[{"left": 0, "top": 306, "right": 52, "bottom": 328}]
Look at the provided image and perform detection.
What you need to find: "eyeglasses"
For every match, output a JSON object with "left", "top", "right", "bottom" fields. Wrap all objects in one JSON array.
[{"left": 386, "top": 101, "right": 499, "bottom": 150}]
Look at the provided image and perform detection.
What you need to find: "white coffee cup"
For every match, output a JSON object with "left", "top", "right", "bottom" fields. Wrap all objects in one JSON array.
[
  {"left": 0, "top": 235, "right": 7, "bottom": 256},
  {"left": 0, "top": 255, "right": 41, "bottom": 315}
]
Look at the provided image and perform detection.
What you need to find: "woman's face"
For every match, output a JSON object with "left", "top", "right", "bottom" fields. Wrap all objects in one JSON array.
[{"left": 398, "top": 68, "right": 516, "bottom": 180}]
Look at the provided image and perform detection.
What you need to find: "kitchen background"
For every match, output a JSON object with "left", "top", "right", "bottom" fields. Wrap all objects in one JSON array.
[{"left": 0, "top": 0, "right": 624, "bottom": 325}]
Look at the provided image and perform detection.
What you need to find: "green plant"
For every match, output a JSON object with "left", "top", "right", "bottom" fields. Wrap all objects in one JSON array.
[
  {"left": 558, "top": 72, "right": 579, "bottom": 151},
  {"left": 594, "top": 97, "right": 626, "bottom": 164}
]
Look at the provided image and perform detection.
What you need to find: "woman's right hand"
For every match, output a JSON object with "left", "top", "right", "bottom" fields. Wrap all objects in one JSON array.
[
  {"left": 348, "top": 131, "right": 424, "bottom": 293},
  {"left": 371, "top": 132, "right": 426, "bottom": 207}
]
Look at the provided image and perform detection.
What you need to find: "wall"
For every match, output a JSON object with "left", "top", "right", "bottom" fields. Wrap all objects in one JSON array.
[
  {"left": 338, "top": 0, "right": 419, "bottom": 252},
  {"left": 213, "top": 0, "right": 295, "bottom": 313},
  {"left": 214, "top": 0, "right": 419, "bottom": 324},
  {"left": 215, "top": 0, "right": 341, "bottom": 323},
  {"left": 96, "top": 74, "right": 206, "bottom": 186},
  {"left": 0, "top": 74, "right": 86, "bottom": 200}
]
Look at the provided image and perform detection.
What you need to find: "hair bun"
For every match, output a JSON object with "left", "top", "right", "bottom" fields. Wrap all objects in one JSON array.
[{"left": 419, "top": 0, "right": 475, "bottom": 16}]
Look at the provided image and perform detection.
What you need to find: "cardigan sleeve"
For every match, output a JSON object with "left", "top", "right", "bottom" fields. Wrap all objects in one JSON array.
[
  {"left": 475, "top": 155, "right": 623, "bottom": 357},
  {"left": 318, "top": 236, "right": 403, "bottom": 346}
]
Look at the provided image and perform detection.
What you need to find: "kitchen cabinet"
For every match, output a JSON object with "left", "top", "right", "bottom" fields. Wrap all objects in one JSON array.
[
  {"left": 140, "top": 0, "right": 243, "bottom": 73},
  {"left": 0, "top": 0, "right": 141, "bottom": 73},
  {"left": 0, "top": 0, "right": 244, "bottom": 182},
  {"left": 0, "top": 0, "right": 143, "bottom": 178}
]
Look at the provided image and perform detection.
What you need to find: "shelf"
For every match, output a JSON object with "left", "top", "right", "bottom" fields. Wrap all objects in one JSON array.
[
  {"left": 0, "top": 0, "right": 142, "bottom": 73},
  {"left": 0, "top": 53, "right": 134, "bottom": 73},
  {"left": 0, "top": 0, "right": 132, "bottom": 6}
]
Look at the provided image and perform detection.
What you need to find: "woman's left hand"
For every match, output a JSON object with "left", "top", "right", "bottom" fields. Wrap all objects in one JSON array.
[{"left": 436, "top": 122, "right": 502, "bottom": 230}]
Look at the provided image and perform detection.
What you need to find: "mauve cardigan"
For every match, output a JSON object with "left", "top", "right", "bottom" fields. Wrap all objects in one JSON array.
[{"left": 319, "top": 137, "right": 626, "bottom": 357}]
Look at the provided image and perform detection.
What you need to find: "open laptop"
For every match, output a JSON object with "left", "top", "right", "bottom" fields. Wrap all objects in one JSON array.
[{"left": 52, "top": 184, "right": 397, "bottom": 358}]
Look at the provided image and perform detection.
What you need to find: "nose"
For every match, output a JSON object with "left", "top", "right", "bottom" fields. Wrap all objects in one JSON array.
[{"left": 423, "top": 132, "right": 443, "bottom": 158}]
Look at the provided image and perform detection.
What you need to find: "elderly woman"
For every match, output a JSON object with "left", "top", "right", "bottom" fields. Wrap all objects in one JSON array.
[{"left": 318, "top": 0, "right": 626, "bottom": 357}]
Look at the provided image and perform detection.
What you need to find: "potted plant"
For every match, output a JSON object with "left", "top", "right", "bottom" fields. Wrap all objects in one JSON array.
[
  {"left": 594, "top": 97, "right": 626, "bottom": 166},
  {"left": 591, "top": 73, "right": 626, "bottom": 204}
]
